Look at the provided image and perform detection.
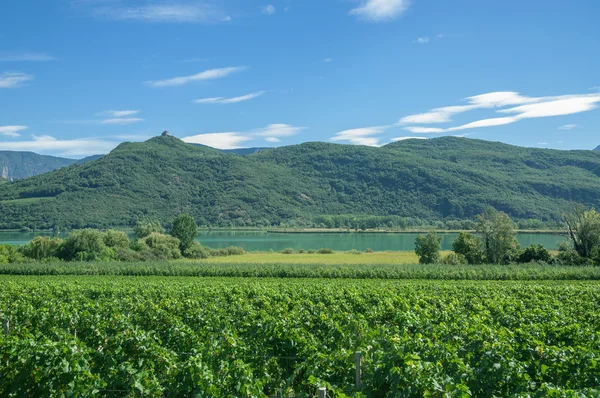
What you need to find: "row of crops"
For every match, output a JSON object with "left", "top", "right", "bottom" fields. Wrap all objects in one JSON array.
[{"left": 1, "top": 277, "right": 599, "bottom": 397}]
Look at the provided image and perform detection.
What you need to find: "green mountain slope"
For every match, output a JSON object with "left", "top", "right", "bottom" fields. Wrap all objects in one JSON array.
[
  {"left": 0, "top": 135, "right": 599, "bottom": 229},
  {"left": 0, "top": 151, "right": 104, "bottom": 180},
  {"left": 595, "top": 145, "right": 600, "bottom": 151}
]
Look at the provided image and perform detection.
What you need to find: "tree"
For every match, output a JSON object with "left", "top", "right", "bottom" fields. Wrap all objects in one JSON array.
[
  {"left": 414, "top": 232, "right": 441, "bottom": 264},
  {"left": 134, "top": 219, "right": 165, "bottom": 239},
  {"left": 518, "top": 244, "right": 551, "bottom": 263},
  {"left": 59, "top": 229, "right": 114, "bottom": 261},
  {"left": 562, "top": 207, "right": 600, "bottom": 260},
  {"left": 452, "top": 232, "right": 486, "bottom": 264},
  {"left": 21, "top": 236, "right": 63, "bottom": 260},
  {"left": 141, "top": 233, "right": 181, "bottom": 260},
  {"left": 475, "top": 208, "right": 518, "bottom": 264},
  {"left": 171, "top": 213, "right": 198, "bottom": 252},
  {"left": 103, "top": 230, "right": 130, "bottom": 250}
]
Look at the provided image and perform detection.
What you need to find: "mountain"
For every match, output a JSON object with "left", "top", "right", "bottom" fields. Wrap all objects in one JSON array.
[
  {"left": 595, "top": 146, "right": 600, "bottom": 151},
  {"left": 189, "top": 143, "right": 269, "bottom": 155},
  {"left": 0, "top": 151, "right": 103, "bottom": 180},
  {"left": 0, "top": 135, "right": 599, "bottom": 229}
]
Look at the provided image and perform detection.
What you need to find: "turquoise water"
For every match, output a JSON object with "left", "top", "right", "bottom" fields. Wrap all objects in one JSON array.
[{"left": 0, "top": 230, "right": 567, "bottom": 251}]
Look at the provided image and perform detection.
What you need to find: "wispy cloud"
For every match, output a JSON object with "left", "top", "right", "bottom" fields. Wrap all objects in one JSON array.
[
  {"left": 414, "top": 37, "right": 430, "bottom": 44},
  {"left": 0, "top": 72, "right": 33, "bottom": 88},
  {"left": 253, "top": 123, "right": 306, "bottom": 138},
  {"left": 193, "top": 91, "right": 265, "bottom": 104},
  {"left": 181, "top": 132, "right": 252, "bottom": 149},
  {"left": 324, "top": 58, "right": 334, "bottom": 63},
  {"left": 262, "top": 4, "right": 275, "bottom": 15},
  {"left": 558, "top": 124, "right": 577, "bottom": 130},
  {"left": 331, "top": 126, "right": 388, "bottom": 146},
  {"left": 0, "top": 126, "right": 27, "bottom": 137},
  {"left": 391, "top": 136, "right": 428, "bottom": 141},
  {"left": 350, "top": 0, "right": 411, "bottom": 22},
  {"left": 146, "top": 66, "right": 245, "bottom": 88},
  {"left": 100, "top": 110, "right": 140, "bottom": 117},
  {"left": 86, "top": 2, "right": 227, "bottom": 23},
  {"left": 400, "top": 91, "right": 600, "bottom": 133},
  {"left": 100, "top": 118, "right": 145, "bottom": 125},
  {"left": 0, "top": 135, "right": 121, "bottom": 157},
  {"left": 264, "top": 137, "right": 280, "bottom": 143},
  {"left": 0, "top": 52, "right": 56, "bottom": 62}
]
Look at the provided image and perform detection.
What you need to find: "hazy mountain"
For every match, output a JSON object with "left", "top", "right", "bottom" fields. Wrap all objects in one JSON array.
[{"left": 0, "top": 135, "right": 599, "bottom": 229}]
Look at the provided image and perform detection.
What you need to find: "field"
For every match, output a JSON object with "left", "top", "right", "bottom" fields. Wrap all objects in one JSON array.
[{"left": 1, "top": 276, "right": 599, "bottom": 397}]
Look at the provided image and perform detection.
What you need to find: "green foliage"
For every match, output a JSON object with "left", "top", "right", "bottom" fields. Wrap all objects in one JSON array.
[
  {"left": 208, "top": 246, "right": 246, "bottom": 257},
  {"left": 141, "top": 233, "right": 181, "bottom": 260},
  {"left": 170, "top": 213, "right": 198, "bottom": 252},
  {"left": 103, "top": 229, "right": 129, "bottom": 250},
  {"left": 134, "top": 219, "right": 165, "bottom": 239},
  {"left": 317, "top": 248, "right": 334, "bottom": 254},
  {"left": 183, "top": 242, "right": 210, "bottom": 259},
  {"left": 59, "top": 229, "right": 115, "bottom": 262},
  {"left": 441, "top": 252, "right": 468, "bottom": 265},
  {"left": 475, "top": 208, "right": 519, "bottom": 264},
  {"left": 414, "top": 231, "right": 441, "bottom": 264},
  {"left": 20, "top": 236, "right": 63, "bottom": 261},
  {"left": 556, "top": 242, "right": 594, "bottom": 266},
  {"left": 452, "top": 232, "right": 486, "bottom": 264},
  {"left": 518, "top": 244, "right": 552, "bottom": 263},
  {"left": 563, "top": 206, "right": 600, "bottom": 261},
  {"left": 0, "top": 244, "right": 24, "bottom": 264},
  {"left": 1, "top": 278, "right": 599, "bottom": 396},
  {"left": 280, "top": 247, "right": 295, "bottom": 254},
  {"left": 2, "top": 136, "right": 600, "bottom": 229}
]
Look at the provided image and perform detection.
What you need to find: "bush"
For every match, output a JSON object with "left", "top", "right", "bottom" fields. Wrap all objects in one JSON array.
[
  {"left": 556, "top": 242, "right": 593, "bottom": 266},
  {"left": 452, "top": 232, "right": 486, "bottom": 264},
  {"left": 0, "top": 244, "right": 25, "bottom": 264},
  {"left": 280, "top": 248, "right": 295, "bottom": 254},
  {"left": 441, "top": 252, "right": 468, "bottom": 265},
  {"left": 134, "top": 219, "right": 165, "bottom": 239},
  {"left": 21, "top": 236, "right": 63, "bottom": 260},
  {"left": 518, "top": 244, "right": 551, "bottom": 264},
  {"left": 347, "top": 249, "right": 362, "bottom": 255},
  {"left": 415, "top": 232, "right": 441, "bottom": 264},
  {"left": 103, "top": 230, "right": 130, "bottom": 250},
  {"left": 141, "top": 233, "right": 181, "bottom": 260},
  {"left": 318, "top": 248, "right": 334, "bottom": 254},
  {"left": 297, "top": 249, "right": 305, "bottom": 254},
  {"left": 60, "top": 229, "right": 115, "bottom": 262},
  {"left": 184, "top": 242, "right": 211, "bottom": 259},
  {"left": 225, "top": 246, "right": 245, "bottom": 256},
  {"left": 365, "top": 248, "right": 374, "bottom": 253},
  {"left": 307, "top": 250, "right": 316, "bottom": 254}
]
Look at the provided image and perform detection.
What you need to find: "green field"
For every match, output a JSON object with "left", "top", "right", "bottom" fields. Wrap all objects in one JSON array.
[{"left": 1, "top": 276, "right": 599, "bottom": 397}]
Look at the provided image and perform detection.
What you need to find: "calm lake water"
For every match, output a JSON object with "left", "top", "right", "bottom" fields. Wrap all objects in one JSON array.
[{"left": 0, "top": 230, "right": 567, "bottom": 251}]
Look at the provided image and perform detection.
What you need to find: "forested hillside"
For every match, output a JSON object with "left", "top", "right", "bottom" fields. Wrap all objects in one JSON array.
[
  {"left": 0, "top": 135, "right": 599, "bottom": 229},
  {"left": 0, "top": 151, "right": 82, "bottom": 180}
]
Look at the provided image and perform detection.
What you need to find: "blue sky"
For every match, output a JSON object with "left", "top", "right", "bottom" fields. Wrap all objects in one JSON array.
[{"left": 0, "top": 0, "right": 599, "bottom": 157}]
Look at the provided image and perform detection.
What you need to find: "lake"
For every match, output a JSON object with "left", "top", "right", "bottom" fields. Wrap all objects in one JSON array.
[{"left": 0, "top": 230, "right": 567, "bottom": 251}]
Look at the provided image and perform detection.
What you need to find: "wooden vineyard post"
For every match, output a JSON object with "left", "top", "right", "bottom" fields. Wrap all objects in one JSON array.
[
  {"left": 318, "top": 387, "right": 326, "bottom": 398},
  {"left": 355, "top": 351, "right": 362, "bottom": 389}
]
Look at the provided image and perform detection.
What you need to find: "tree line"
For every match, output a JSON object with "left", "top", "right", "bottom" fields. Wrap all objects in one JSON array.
[{"left": 415, "top": 207, "right": 600, "bottom": 266}]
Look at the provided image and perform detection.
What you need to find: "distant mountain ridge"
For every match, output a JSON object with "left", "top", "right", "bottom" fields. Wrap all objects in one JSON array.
[
  {"left": 1, "top": 135, "right": 600, "bottom": 229},
  {"left": 595, "top": 145, "right": 600, "bottom": 151}
]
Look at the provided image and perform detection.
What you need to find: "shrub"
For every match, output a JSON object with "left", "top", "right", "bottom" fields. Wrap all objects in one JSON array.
[
  {"left": 184, "top": 242, "right": 211, "bottom": 259},
  {"left": 297, "top": 249, "right": 306, "bottom": 254},
  {"left": 0, "top": 244, "right": 25, "bottom": 264},
  {"left": 441, "top": 252, "right": 468, "bottom": 265},
  {"left": 318, "top": 248, "right": 334, "bottom": 254},
  {"left": 307, "top": 250, "right": 316, "bottom": 254},
  {"left": 59, "top": 229, "right": 115, "bottom": 262},
  {"left": 347, "top": 249, "right": 362, "bottom": 255},
  {"left": 103, "top": 230, "right": 130, "bottom": 250},
  {"left": 365, "top": 248, "right": 374, "bottom": 253},
  {"left": 134, "top": 219, "right": 165, "bottom": 239},
  {"left": 141, "top": 233, "right": 181, "bottom": 260},
  {"left": 452, "top": 232, "right": 486, "bottom": 264},
  {"left": 225, "top": 246, "right": 245, "bottom": 256},
  {"left": 518, "top": 244, "right": 552, "bottom": 264},
  {"left": 21, "top": 236, "right": 63, "bottom": 260},
  {"left": 280, "top": 248, "right": 295, "bottom": 254},
  {"left": 415, "top": 232, "right": 441, "bottom": 264},
  {"left": 556, "top": 242, "right": 593, "bottom": 266}
]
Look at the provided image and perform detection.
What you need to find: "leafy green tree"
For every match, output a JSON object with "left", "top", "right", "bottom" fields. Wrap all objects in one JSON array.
[
  {"left": 59, "top": 229, "right": 114, "bottom": 261},
  {"left": 452, "top": 232, "right": 486, "bottom": 264},
  {"left": 170, "top": 213, "right": 198, "bottom": 252},
  {"left": 475, "top": 208, "right": 519, "bottom": 264},
  {"left": 134, "top": 219, "right": 165, "bottom": 239},
  {"left": 141, "top": 232, "right": 181, "bottom": 259},
  {"left": 21, "top": 236, "right": 63, "bottom": 260},
  {"left": 0, "top": 244, "right": 24, "bottom": 264},
  {"left": 518, "top": 244, "right": 551, "bottom": 263},
  {"left": 414, "top": 232, "right": 441, "bottom": 264},
  {"left": 103, "top": 230, "right": 130, "bottom": 250},
  {"left": 562, "top": 207, "right": 600, "bottom": 261}
]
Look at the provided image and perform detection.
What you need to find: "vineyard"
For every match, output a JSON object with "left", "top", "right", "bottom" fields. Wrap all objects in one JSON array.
[{"left": 1, "top": 276, "right": 599, "bottom": 396}]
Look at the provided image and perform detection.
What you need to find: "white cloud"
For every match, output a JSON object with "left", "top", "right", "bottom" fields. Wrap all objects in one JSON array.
[
  {"left": 0, "top": 52, "right": 56, "bottom": 62},
  {"left": 350, "top": 0, "right": 411, "bottom": 22},
  {"left": 146, "top": 66, "right": 245, "bottom": 87},
  {"left": 193, "top": 91, "right": 265, "bottom": 104},
  {"left": 558, "top": 124, "right": 577, "bottom": 130},
  {"left": 0, "top": 126, "right": 27, "bottom": 137},
  {"left": 100, "top": 118, "right": 145, "bottom": 125},
  {"left": 331, "top": 126, "right": 387, "bottom": 146},
  {"left": 400, "top": 91, "right": 600, "bottom": 133},
  {"left": 391, "top": 136, "right": 428, "bottom": 141},
  {"left": 0, "top": 72, "right": 33, "bottom": 88},
  {"left": 91, "top": 3, "right": 226, "bottom": 23},
  {"left": 262, "top": 5, "right": 275, "bottom": 15},
  {"left": 0, "top": 135, "right": 120, "bottom": 157},
  {"left": 107, "top": 110, "right": 139, "bottom": 117},
  {"left": 537, "top": 142, "right": 549, "bottom": 146},
  {"left": 324, "top": 58, "right": 334, "bottom": 63},
  {"left": 181, "top": 132, "right": 252, "bottom": 149},
  {"left": 415, "top": 37, "right": 430, "bottom": 44},
  {"left": 264, "top": 137, "right": 280, "bottom": 143},
  {"left": 253, "top": 123, "right": 306, "bottom": 137}
]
